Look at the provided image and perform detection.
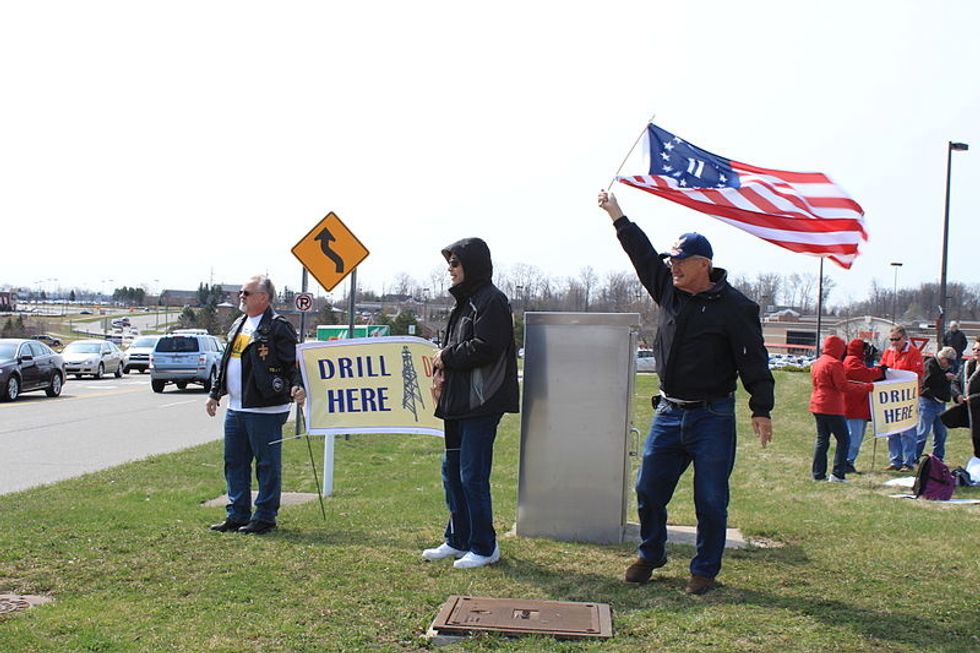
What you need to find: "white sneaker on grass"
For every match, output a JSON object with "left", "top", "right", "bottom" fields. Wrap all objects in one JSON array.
[
  {"left": 828, "top": 475, "right": 847, "bottom": 483},
  {"left": 422, "top": 543, "right": 466, "bottom": 561},
  {"left": 453, "top": 544, "right": 501, "bottom": 569}
]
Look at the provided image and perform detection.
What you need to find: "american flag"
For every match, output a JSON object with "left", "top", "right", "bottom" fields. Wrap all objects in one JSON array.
[{"left": 616, "top": 123, "right": 867, "bottom": 269}]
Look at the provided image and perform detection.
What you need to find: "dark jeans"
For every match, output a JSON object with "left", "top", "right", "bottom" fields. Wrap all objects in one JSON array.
[
  {"left": 812, "top": 413, "right": 850, "bottom": 479},
  {"left": 224, "top": 409, "right": 288, "bottom": 524},
  {"left": 636, "top": 396, "right": 736, "bottom": 579},
  {"left": 441, "top": 414, "right": 502, "bottom": 556}
]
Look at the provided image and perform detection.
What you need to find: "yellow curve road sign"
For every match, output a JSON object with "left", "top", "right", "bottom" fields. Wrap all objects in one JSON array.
[{"left": 291, "top": 212, "right": 369, "bottom": 292}]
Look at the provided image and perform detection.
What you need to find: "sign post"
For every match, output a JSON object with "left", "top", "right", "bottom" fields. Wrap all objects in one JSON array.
[{"left": 291, "top": 212, "right": 370, "bottom": 497}]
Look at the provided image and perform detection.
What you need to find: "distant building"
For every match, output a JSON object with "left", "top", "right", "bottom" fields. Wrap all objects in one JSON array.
[
  {"left": 158, "top": 289, "right": 199, "bottom": 307},
  {"left": 0, "top": 291, "right": 17, "bottom": 312}
]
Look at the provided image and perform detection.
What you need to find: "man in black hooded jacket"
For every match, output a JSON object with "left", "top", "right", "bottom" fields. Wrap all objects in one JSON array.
[
  {"left": 599, "top": 191, "right": 774, "bottom": 595},
  {"left": 422, "top": 237, "right": 519, "bottom": 569}
]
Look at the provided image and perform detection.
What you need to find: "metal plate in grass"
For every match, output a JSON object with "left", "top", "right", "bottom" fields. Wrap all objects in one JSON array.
[
  {"left": 0, "top": 594, "right": 54, "bottom": 615},
  {"left": 429, "top": 595, "right": 612, "bottom": 640}
]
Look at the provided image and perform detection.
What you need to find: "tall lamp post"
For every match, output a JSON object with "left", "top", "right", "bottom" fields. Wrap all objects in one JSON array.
[
  {"left": 890, "top": 262, "right": 903, "bottom": 324},
  {"left": 938, "top": 141, "right": 969, "bottom": 347}
]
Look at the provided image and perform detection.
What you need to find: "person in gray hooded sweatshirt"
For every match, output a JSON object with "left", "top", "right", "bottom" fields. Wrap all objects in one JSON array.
[{"left": 422, "top": 237, "right": 519, "bottom": 569}]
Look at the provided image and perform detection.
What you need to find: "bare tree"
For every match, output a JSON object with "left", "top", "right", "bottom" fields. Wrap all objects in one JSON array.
[{"left": 579, "top": 266, "right": 598, "bottom": 312}]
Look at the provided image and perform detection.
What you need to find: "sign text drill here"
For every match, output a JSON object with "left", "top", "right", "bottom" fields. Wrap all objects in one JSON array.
[
  {"left": 878, "top": 387, "right": 916, "bottom": 425},
  {"left": 315, "top": 354, "right": 436, "bottom": 414}
]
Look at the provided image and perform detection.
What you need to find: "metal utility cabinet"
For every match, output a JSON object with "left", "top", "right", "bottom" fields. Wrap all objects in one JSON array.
[{"left": 516, "top": 312, "right": 640, "bottom": 544}]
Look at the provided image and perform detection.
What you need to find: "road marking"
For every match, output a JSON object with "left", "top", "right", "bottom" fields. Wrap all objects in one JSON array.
[{"left": 160, "top": 400, "right": 197, "bottom": 408}]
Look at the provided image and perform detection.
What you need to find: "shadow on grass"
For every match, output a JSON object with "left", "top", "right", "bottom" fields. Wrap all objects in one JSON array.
[{"left": 495, "top": 546, "right": 969, "bottom": 651}]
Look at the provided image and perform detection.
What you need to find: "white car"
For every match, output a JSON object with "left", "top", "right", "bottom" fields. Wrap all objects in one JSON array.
[
  {"left": 62, "top": 339, "right": 125, "bottom": 379},
  {"left": 123, "top": 335, "right": 160, "bottom": 374},
  {"left": 636, "top": 348, "right": 657, "bottom": 372}
]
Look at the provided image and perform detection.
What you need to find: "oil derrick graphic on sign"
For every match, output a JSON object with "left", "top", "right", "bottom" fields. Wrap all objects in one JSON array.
[{"left": 401, "top": 345, "right": 425, "bottom": 421}]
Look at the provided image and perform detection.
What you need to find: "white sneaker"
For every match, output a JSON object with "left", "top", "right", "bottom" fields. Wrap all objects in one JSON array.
[
  {"left": 422, "top": 542, "right": 466, "bottom": 561},
  {"left": 828, "top": 475, "right": 847, "bottom": 483},
  {"left": 453, "top": 545, "right": 501, "bottom": 569}
]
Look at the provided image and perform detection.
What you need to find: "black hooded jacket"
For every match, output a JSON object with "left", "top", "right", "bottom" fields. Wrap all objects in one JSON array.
[
  {"left": 614, "top": 217, "right": 775, "bottom": 418},
  {"left": 436, "top": 238, "right": 520, "bottom": 420}
]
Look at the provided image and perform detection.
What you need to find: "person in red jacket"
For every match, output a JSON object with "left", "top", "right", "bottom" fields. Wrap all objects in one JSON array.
[
  {"left": 879, "top": 325, "right": 925, "bottom": 470},
  {"left": 843, "top": 339, "right": 888, "bottom": 473},
  {"left": 809, "top": 335, "right": 875, "bottom": 482}
]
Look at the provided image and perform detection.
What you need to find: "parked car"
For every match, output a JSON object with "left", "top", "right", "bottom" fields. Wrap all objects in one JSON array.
[
  {"left": 150, "top": 331, "right": 224, "bottom": 393},
  {"left": 0, "top": 338, "right": 65, "bottom": 401},
  {"left": 123, "top": 335, "right": 160, "bottom": 374},
  {"left": 636, "top": 348, "right": 657, "bottom": 372},
  {"left": 32, "top": 334, "right": 63, "bottom": 348},
  {"left": 79, "top": 309, "right": 93, "bottom": 315},
  {"left": 111, "top": 317, "right": 131, "bottom": 328},
  {"left": 62, "top": 339, "right": 125, "bottom": 379}
]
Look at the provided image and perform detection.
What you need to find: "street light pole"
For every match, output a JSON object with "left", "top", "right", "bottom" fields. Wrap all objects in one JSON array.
[
  {"left": 938, "top": 141, "right": 969, "bottom": 347},
  {"left": 890, "top": 262, "right": 902, "bottom": 323}
]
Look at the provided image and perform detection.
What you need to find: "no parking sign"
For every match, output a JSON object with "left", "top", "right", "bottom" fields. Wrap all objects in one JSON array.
[{"left": 294, "top": 292, "right": 314, "bottom": 312}]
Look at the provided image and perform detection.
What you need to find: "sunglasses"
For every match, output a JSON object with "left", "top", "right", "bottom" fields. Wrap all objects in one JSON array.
[
  {"left": 239, "top": 290, "right": 256, "bottom": 297},
  {"left": 889, "top": 337, "right": 903, "bottom": 342},
  {"left": 448, "top": 259, "right": 461, "bottom": 269}
]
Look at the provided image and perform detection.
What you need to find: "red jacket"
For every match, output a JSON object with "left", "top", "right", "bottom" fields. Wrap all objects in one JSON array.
[
  {"left": 843, "top": 338, "right": 887, "bottom": 419},
  {"left": 880, "top": 340, "right": 924, "bottom": 380},
  {"left": 809, "top": 335, "right": 875, "bottom": 416}
]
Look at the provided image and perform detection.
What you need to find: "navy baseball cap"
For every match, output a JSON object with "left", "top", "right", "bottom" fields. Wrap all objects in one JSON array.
[{"left": 659, "top": 232, "right": 713, "bottom": 260}]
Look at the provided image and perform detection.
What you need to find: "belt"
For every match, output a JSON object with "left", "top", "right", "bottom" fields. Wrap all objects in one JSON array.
[{"left": 656, "top": 393, "right": 732, "bottom": 410}]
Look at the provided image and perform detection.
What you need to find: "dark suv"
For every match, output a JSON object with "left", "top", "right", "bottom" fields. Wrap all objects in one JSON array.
[{"left": 150, "top": 330, "right": 224, "bottom": 393}]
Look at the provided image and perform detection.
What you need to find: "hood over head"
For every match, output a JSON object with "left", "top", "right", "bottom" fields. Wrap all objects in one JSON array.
[
  {"left": 846, "top": 338, "right": 866, "bottom": 358},
  {"left": 822, "top": 335, "right": 846, "bottom": 359},
  {"left": 442, "top": 237, "right": 493, "bottom": 297}
]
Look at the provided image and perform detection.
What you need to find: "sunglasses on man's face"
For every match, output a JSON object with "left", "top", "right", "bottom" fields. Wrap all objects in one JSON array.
[
  {"left": 448, "top": 259, "right": 461, "bottom": 269},
  {"left": 889, "top": 337, "right": 904, "bottom": 342},
  {"left": 240, "top": 290, "right": 257, "bottom": 297}
]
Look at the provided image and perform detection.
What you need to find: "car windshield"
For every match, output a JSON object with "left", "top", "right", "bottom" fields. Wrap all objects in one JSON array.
[
  {"left": 0, "top": 343, "right": 17, "bottom": 360},
  {"left": 64, "top": 342, "right": 102, "bottom": 354},
  {"left": 156, "top": 337, "right": 200, "bottom": 353},
  {"left": 131, "top": 337, "right": 157, "bottom": 347}
]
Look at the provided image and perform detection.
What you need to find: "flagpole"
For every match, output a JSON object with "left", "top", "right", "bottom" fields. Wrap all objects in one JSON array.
[
  {"left": 607, "top": 114, "right": 656, "bottom": 190},
  {"left": 815, "top": 257, "right": 825, "bottom": 353}
]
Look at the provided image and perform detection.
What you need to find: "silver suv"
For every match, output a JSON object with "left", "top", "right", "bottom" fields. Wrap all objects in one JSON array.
[{"left": 150, "top": 329, "right": 224, "bottom": 393}]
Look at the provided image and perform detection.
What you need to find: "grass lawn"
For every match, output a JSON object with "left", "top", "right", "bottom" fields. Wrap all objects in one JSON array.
[{"left": 1, "top": 371, "right": 978, "bottom": 652}]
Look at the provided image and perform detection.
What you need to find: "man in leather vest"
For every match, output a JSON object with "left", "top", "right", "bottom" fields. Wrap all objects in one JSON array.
[{"left": 206, "top": 275, "right": 305, "bottom": 535}]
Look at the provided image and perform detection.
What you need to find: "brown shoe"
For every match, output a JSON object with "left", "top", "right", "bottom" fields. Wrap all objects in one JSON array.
[
  {"left": 883, "top": 464, "right": 900, "bottom": 471},
  {"left": 624, "top": 556, "right": 667, "bottom": 583},
  {"left": 685, "top": 575, "right": 716, "bottom": 595}
]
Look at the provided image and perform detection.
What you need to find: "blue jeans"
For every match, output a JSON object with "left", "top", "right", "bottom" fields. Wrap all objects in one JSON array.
[
  {"left": 636, "top": 396, "right": 736, "bottom": 579},
  {"left": 916, "top": 397, "right": 948, "bottom": 460},
  {"left": 812, "top": 414, "right": 850, "bottom": 479},
  {"left": 846, "top": 418, "right": 868, "bottom": 465},
  {"left": 224, "top": 410, "right": 288, "bottom": 524},
  {"left": 441, "top": 414, "right": 502, "bottom": 556},
  {"left": 888, "top": 427, "right": 917, "bottom": 468}
]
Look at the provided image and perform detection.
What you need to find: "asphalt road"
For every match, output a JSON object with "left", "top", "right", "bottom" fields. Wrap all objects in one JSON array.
[{"left": 0, "top": 373, "right": 224, "bottom": 495}]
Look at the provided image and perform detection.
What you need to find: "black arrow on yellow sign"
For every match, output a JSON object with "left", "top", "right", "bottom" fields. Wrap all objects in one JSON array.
[{"left": 315, "top": 228, "right": 345, "bottom": 273}]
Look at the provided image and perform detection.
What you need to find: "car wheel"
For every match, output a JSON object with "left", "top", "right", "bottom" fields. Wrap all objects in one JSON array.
[
  {"left": 203, "top": 367, "right": 216, "bottom": 393},
  {"left": 123, "top": 366, "right": 130, "bottom": 375},
  {"left": 175, "top": 381, "right": 188, "bottom": 390},
  {"left": 2, "top": 375, "right": 19, "bottom": 401},
  {"left": 94, "top": 363, "right": 104, "bottom": 380},
  {"left": 151, "top": 379, "right": 166, "bottom": 393},
  {"left": 114, "top": 362, "right": 123, "bottom": 378},
  {"left": 45, "top": 372, "right": 63, "bottom": 397}
]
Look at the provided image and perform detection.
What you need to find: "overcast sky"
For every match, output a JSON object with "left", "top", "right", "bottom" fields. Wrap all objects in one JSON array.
[{"left": 3, "top": 1, "right": 978, "bottom": 310}]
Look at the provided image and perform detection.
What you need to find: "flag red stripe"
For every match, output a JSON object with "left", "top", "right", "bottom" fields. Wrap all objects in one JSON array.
[
  {"left": 628, "top": 180, "right": 866, "bottom": 236},
  {"left": 729, "top": 160, "right": 831, "bottom": 183}
]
